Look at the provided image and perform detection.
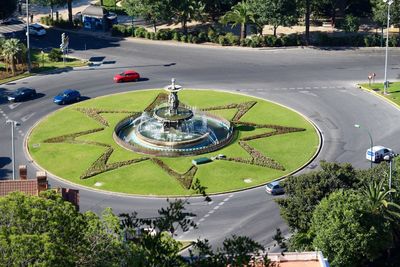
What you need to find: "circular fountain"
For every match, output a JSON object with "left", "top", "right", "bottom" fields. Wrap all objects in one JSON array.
[{"left": 115, "top": 79, "right": 234, "bottom": 157}]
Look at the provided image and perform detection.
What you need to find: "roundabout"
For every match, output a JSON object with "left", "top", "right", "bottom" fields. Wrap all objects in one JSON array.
[
  {"left": 2, "top": 31, "right": 400, "bottom": 249},
  {"left": 27, "top": 83, "right": 319, "bottom": 196}
]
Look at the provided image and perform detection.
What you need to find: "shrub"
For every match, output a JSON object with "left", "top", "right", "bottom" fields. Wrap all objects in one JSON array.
[
  {"left": 197, "top": 32, "right": 208, "bottom": 43},
  {"left": 341, "top": 15, "right": 360, "bottom": 33},
  {"left": 187, "top": 34, "right": 193, "bottom": 43},
  {"left": 389, "top": 35, "right": 399, "bottom": 47},
  {"left": 240, "top": 38, "right": 252, "bottom": 47},
  {"left": 145, "top": 31, "right": 155, "bottom": 40},
  {"left": 155, "top": 29, "right": 172, "bottom": 40},
  {"left": 281, "top": 34, "right": 301, "bottom": 46},
  {"left": 111, "top": 24, "right": 126, "bottom": 37},
  {"left": 264, "top": 35, "right": 277, "bottom": 47},
  {"left": 218, "top": 35, "right": 229, "bottom": 46},
  {"left": 249, "top": 35, "right": 263, "bottom": 47},
  {"left": 180, "top": 35, "right": 188, "bottom": 43},
  {"left": 172, "top": 31, "right": 181, "bottom": 41},
  {"left": 208, "top": 28, "right": 218, "bottom": 43},
  {"left": 225, "top": 32, "right": 239, "bottom": 46},
  {"left": 364, "top": 34, "right": 380, "bottom": 47},
  {"left": 48, "top": 48, "right": 62, "bottom": 62},
  {"left": 134, "top": 27, "right": 147, "bottom": 38},
  {"left": 191, "top": 36, "right": 199, "bottom": 44}
]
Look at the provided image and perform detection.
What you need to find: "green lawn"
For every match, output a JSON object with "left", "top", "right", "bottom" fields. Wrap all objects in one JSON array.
[
  {"left": 360, "top": 82, "right": 400, "bottom": 106},
  {"left": 0, "top": 49, "right": 86, "bottom": 85},
  {"left": 28, "top": 89, "right": 319, "bottom": 196}
]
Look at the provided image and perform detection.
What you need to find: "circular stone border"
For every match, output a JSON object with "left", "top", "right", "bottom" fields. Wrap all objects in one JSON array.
[{"left": 25, "top": 89, "right": 322, "bottom": 197}]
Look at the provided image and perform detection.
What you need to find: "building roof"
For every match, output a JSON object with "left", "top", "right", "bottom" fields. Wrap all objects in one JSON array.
[
  {"left": 82, "top": 5, "right": 107, "bottom": 18},
  {"left": 0, "top": 180, "right": 39, "bottom": 196}
]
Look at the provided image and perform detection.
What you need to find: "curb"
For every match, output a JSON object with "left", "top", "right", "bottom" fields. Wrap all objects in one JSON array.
[
  {"left": 357, "top": 83, "right": 400, "bottom": 112},
  {"left": 24, "top": 88, "right": 323, "bottom": 199}
]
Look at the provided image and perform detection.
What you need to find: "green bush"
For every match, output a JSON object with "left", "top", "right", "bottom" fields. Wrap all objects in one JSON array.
[
  {"left": 180, "top": 35, "right": 188, "bottom": 43},
  {"left": 364, "top": 34, "right": 380, "bottom": 47},
  {"left": 187, "top": 34, "right": 193, "bottom": 43},
  {"left": 197, "top": 32, "right": 208, "bottom": 43},
  {"left": 389, "top": 35, "right": 399, "bottom": 47},
  {"left": 145, "top": 31, "right": 155, "bottom": 40},
  {"left": 48, "top": 48, "right": 62, "bottom": 62},
  {"left": 264, "top": 35, "right": 277, "bottom": 47},
  {"left": 208, "top": 28, "right": 218, "bottom": 43},
  {"left": 218, "top": 35, "right": 229, "bottom": 46},
  {"left": 281, "top": 34, "right": 301, "bottom": 46},
  {"left": 240, "top": 38, "right": 252, "bottom": 47},
  {"left": 172, "top": 31, "right": 181, "bottom": 41},
  {"left": 111, "top": 24, "right": 127, "bottom": 37},
  {"left": 134, "top": 27, "right": 147, "bottom": 38},
  {"left": 341, "top": 15, "right": 360, "bottom": 33},
  {"left": 225, "top": 33, "right": 239, "bottom": 46},
  {"left": 249, "top": 35, "right": 263, "bottom": 47},
  {"left": 155, "top": 29, "right": 172, "bottom": 40},
  {"left": 191, "top": 36, "right": 199, "bottom": 44}
]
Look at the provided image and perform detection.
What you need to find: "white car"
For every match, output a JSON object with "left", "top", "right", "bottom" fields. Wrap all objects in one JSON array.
[
  {"left": 26, "top": 23, "right": 46, "bottom": 36},
  {"left": 366, "top": 146, "right": 393, "bottom": 163}
]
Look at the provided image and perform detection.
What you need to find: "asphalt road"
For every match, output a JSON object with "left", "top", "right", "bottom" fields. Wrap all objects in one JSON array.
[{"left": 1, "top": 28, "right": 400, "bottom": 249}]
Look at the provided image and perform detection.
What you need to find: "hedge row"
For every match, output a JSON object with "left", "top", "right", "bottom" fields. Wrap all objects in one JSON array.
[
  {"left": 202, "top": 101, "right": 257, "bottom": 121},
  {"left": 151, "top": 158, "right": 197, "bottom": 189},
  {"left": 234, "top": 121, "right": 305, "bottom": 141},
  {"left": 75, "top": 108, "right": 137, "bottom": 127},
  {"left": 111, "top": 24, "right": 400, "bottom": 48},
  {"left": 44, "top": 128, "right": 106, "bottom": 144}
]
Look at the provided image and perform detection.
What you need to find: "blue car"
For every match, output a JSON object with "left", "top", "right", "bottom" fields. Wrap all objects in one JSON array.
[
  {"left": 53, "top": 89, "right": 81, "bottom": 105},
  {"left": 265, "top": 181, "right": 285, "bottom": 195}
]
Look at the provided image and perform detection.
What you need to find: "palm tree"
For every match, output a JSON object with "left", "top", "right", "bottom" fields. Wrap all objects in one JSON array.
[
  {"left": 1, "top": 38, "right": 21, "bottom": 76},
  {"left": 220, "top": 1, "right": 256, "bottom": 41},
  {"left": 362, "top": 179, "right": 400, "bottom": 221}
]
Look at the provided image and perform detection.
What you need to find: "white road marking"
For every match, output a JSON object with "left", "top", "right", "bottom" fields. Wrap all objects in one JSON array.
[
  {"left": 299, "top": 90, "right": 318, "bottom": 97},
  {"left": 208, "top": 210, "right": 215, "bottom": 214},
  {"left": 199, "top": 218, "right": 205, "bottom": 222},
  {"left": 21, "top": 112, "right": 36, "bottom": 122},
  {"left": 213, "top": 205, "right": 220, "bottom": 210},
  {"left": 8, "top": 103, "right": 21, "bottom": 110},
  {"left": 204, "top": 214, "right": 210, "bottom": 218}
]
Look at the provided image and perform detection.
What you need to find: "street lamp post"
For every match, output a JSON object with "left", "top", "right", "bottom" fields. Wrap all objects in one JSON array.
[
  {"left": 6, "top": 120, "right": 19, "bottom": 180},
  {"left": 354, "top": 124, "right": 373, "bottom": 168},
  {"left": 383, "top": 0, "right": 393, "bottom": 95},
  {"left": 25, "top": 0, "right": 32, "bottom": 73}
]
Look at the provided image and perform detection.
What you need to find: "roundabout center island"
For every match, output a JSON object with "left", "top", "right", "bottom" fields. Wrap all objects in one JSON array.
[{"left": 27, "top": 81, "right": 320, "bottom": 196}]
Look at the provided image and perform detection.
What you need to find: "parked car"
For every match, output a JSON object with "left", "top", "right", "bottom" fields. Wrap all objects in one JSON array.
[
  {"left": 265, "top": 181, "right": 284, "bottom": 195},
  {"left": 113, "top": 70, "right": 140, "bottom": 83},
  {"left": 53, "top": 89, "right": 81, "bottom": 105},
  {"left": 7, "top": 88, "right": 37, "bottom": 102},
  {"left": 366, "top": 146, "right": 394, "bottom": 163},
  {"left": 25, "top": 23, "right": 46, "bottom": 36}
]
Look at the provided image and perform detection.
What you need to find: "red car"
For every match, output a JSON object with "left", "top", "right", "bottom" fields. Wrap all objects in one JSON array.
[{"left": 113, "top": 70, "right": 140, "bottom": 83}]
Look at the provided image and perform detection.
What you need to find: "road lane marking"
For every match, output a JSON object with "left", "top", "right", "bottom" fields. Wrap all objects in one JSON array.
[
  {"left": 299, "top": 90, "right": 318, "bottom": 97},
  {"left": 21, "top": 112, "right": 36, "bottom": 122},
  {"left": 8, "top": 103, "right": 21, "bottom": 110}
]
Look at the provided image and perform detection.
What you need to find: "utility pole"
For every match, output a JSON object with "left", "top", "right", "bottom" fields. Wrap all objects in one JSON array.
[{"left": 26, "top": 0, "right": 31, "bottom": 73}]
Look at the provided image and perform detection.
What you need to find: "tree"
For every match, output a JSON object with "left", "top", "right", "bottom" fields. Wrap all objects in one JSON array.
[
  {"left": 310, "top": 190, "right": 392, "bottom": 267},
  {"left": 0, "top": 0, "right": 17, "bottom": 20},
  {"left": 276, "top": 161, "right": 357, "bottom": 232},
  {"left": 66, "top": 0, "right": 73, "bottom": 26},
  {"left": 371, "top": 0, "right": 400, "bottom": 34},
  {"left": 1, "top": 38, "right": 22, "bottom": 76},
  {"left": 169, "top": 0, "right": 205, "bottom": 34},
  {"left": 0, "top": 191, "right": 125, "bottom": 266},
  {"left": 249, "top": 0, "right": 298, "bottom": 36},
  {"left": 122, "top": 0, "right": 169, "bottom": 32},
  {"left": 31, "top": 0, "right": 65, "bottom": 20},
  {"left": 220, "top": 1, "right": 256, "bottom": 41},
  {"left": 362, "top": 179, "right": 400, "bottom": 221},
  {"left": 201, "top": 0, "right": 239, "bottom": 22},
  {"left": 189, "top": 236, "right": 266, "bottom": 266}
]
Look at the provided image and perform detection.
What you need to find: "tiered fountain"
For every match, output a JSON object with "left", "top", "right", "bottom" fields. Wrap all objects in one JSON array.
[{"left": 115, "top": 79, "right": 234, "bottom": 156}]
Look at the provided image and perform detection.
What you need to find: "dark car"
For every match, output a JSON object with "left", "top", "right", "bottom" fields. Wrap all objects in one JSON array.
[
  {"left": 53, "top": 89, "right": 81, "bottom": 105},
  {"left": 7, "top": 88, "right": 37, "bottom": 102},
  {"left": 265, "top": 181, "right": 285, "bottom": 195}
]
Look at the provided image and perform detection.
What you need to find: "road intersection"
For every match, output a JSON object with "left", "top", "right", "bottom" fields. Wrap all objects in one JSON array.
[{"left": 1, "top": 28, "right": 400, "bottom": 249}]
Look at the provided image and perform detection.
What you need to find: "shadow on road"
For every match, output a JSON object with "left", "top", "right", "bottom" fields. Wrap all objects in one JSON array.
[{"left": 0, "top": 157, "right": 12, "bottom": 180}]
